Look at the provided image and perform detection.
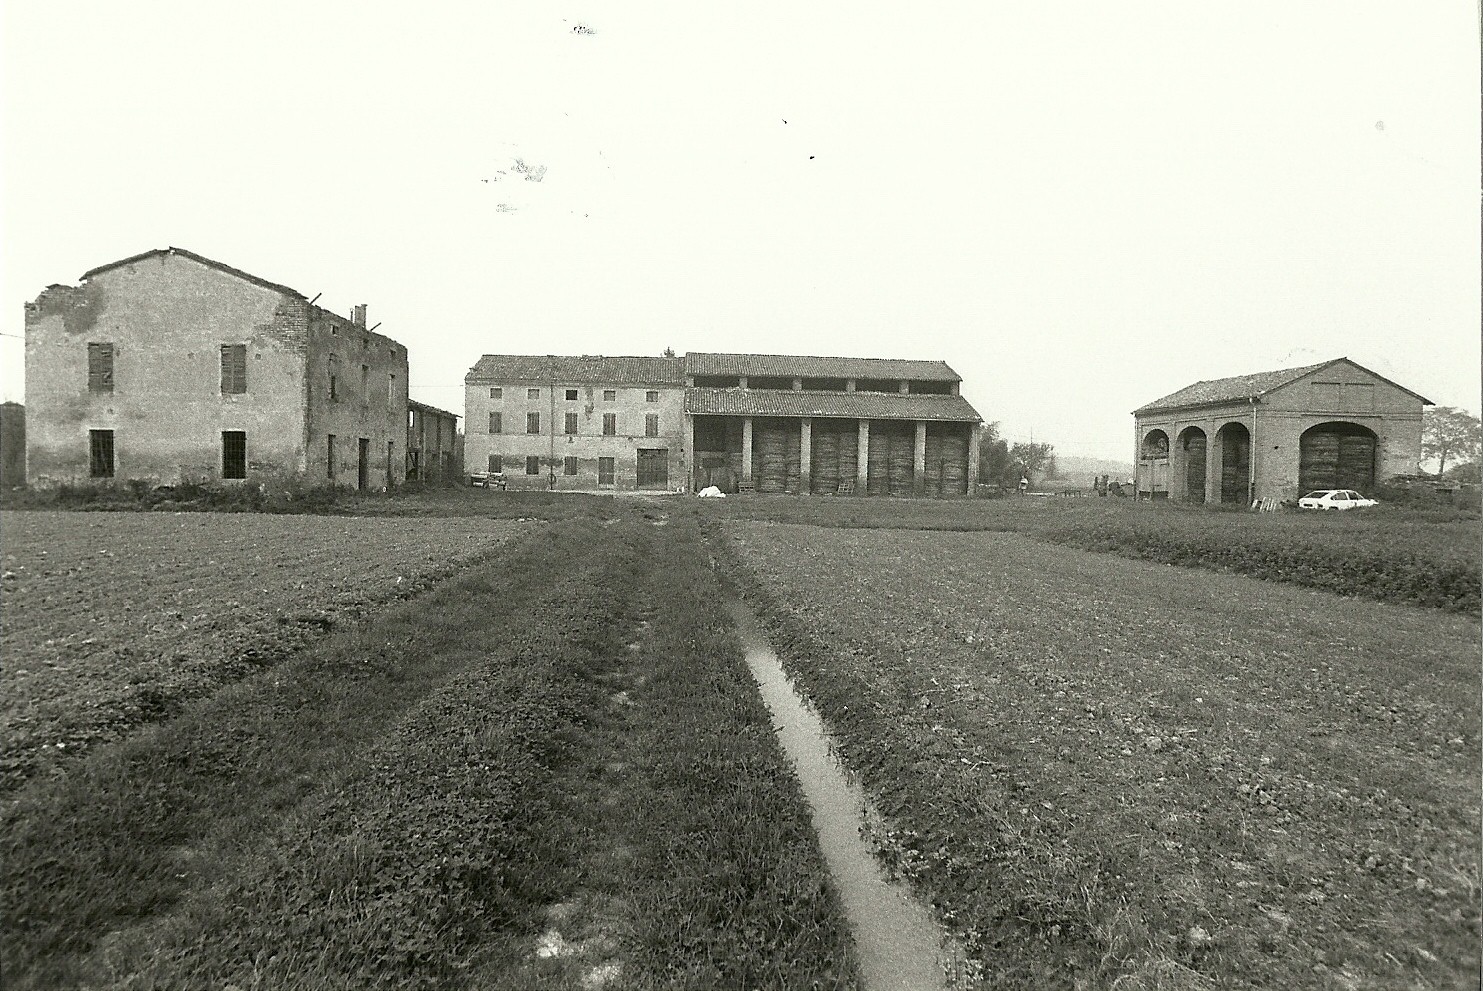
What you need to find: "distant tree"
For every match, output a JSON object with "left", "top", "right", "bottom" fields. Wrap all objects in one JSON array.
[
  {"left": 977, "top": 422, "right": 1013, "bottom": 486},
  {"left": 1422, "top": 407, "right": 1481, "bottom": 475},
  {"left": 1043, "top": 454, "right": 1059, "bottom": 480},
  {"left": 662, "top": 347, "right": 677, "bottom": 358},
  {"left": 1009, "top": 441, "right": 1055, "bottom": 475}
]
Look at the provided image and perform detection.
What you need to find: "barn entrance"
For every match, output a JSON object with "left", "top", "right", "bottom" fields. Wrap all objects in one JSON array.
[
  {"left": 1178, "top": 427, "right": 1206, "bottom": 503},
  {"left": 753, "top": 417, "right": 801, "bottom": 493},
  {"left": 1300, "top": 422, "right": 1376, "bottom": 494},
  {"left": 809, "top": 419, "right": 859, "bottom": 494},
  {"left": 924, "top": 423, "right": 970, "bottom": 497},
  {"left": 1217, "top": 423, "right": 1250, "bottom": 504},
  {"left": 637, "top": 448, "right": 669, "bottom": 489},
  {"left": 866, "top": 421, "right": 915, "bottom": 496}
]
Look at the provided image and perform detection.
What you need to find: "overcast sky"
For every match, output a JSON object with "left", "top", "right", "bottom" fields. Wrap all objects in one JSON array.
[{"left": 4, "top": 2, "right": 1478, "bottom": 461}]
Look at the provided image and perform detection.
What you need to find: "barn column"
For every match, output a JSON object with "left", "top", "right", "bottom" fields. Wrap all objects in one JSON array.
[
  {"left": 913, "top": 420, "right": 927, "bottom": 497},
  {"left": 741, "top": 416, "right": 753, "bottom": 485},
  {"left": 799, "top": 418, "right": 812, "bottom": 495},
  {"left": 684, "top": 414, "right": 695, "bottom": 492},
  {"left": 855, "top": 420, "right": 870, "bottom": 493},
  {"left": 966, "top": 422, "right": 982, "bottom": 496},
  {"left": 1204, "top": 422, "right": 1220, "bottom": 505}
]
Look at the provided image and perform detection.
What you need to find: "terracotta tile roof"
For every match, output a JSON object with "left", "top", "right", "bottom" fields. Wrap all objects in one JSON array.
[
  {"left": 467, "top": 355, "right": 685, "bottom": 385},
  {"left": 1135, "top": 360, "right": 1340, "bottom": 414},
  {"left": 686, "top": 352, "right": 960, "bottom": 382},
  {"left": 407, "top": 399, "right": 460, "bottom": 420},
  {"left": 80, "top": 247, "right": 307, "bottom": 299},
  {"left": 686, "top": 388, "right": 981, "bottom": 422}
]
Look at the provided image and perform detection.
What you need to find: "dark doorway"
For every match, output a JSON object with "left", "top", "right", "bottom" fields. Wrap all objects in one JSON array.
[
  {"left": 1179, "top": 427, "right": 1206, "bottom": 503},
  {"left": 1300, "top": 422, "right": 1377, "bottom": 494},
  {"left": 637, "top": 448, "right": 668, "bottom": 488},
  {"left": 1219, "top": 423, "right": 1250, "bottom": 504},
  {"left": 222, "top": 431, "right": 247, "bottom": 480},
  {"left": 358, "top": 438, "right": 370, "bottom": 490}
]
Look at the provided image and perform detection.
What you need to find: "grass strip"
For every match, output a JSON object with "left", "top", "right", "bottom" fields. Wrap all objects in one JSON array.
[
  {"left": 2, "top": 521, "right": 610, "bottom": 988},
  {"left": 703, "top": 496, "right": 1480, "bottom": 612},
  {"left": 6, "top": 514, "right": 859, "bottom": 990}
]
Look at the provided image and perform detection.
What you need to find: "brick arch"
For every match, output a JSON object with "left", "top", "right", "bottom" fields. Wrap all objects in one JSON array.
[
  {"left": 1214, "top": 421, "right": 1251, "bottom": 504},
  {"left": 1141, "top": 428, "right": 1169, "bottom": 459},
  {"left": 1176, "top": 426, "right": 1207, "bottom": 503},
  {"left": 1300, "top": 421, "right": 1377, "bottom": 495}
]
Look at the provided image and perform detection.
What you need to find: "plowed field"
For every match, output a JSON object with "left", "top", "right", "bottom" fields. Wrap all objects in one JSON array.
[
  {"left": 0, "top": 511, "right": 528, "bottom": 792},
  {"left": 725, "top": 519, "right": 1481, "bottom": 990}
]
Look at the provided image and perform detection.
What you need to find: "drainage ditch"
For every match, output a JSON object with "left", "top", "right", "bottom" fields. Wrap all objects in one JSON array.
[{"left": 726, "top": 599, "right": 969, "bottom": 991}]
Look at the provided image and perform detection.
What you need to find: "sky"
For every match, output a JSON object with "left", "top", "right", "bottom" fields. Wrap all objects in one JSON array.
[{"left": 3, "top": 2, "right": 1478, "bottom": 462}]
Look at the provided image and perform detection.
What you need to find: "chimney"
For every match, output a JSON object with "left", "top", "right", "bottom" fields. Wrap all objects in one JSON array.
[{"left": 352, "top": 304, "right": 367, "bottom": 327}]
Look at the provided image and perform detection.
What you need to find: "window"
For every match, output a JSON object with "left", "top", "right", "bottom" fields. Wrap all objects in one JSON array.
[
  {"left": 87, "top": 343, "right": 114, "bottom": 393},
  {"left": 565, "top": 412, "right": 578, "bottom": 435},
  {"left": 328, "top": 356, "right": 339, "bottom": 400},
  {"left": 603, "top": 413, "right": 616, "bottom": 436},
  {"left": 565, "top": 388, "right": 579, "bottom": 401},
  {"left": 645, "top": 413, "right": 659, "bottom": 437},
  {"left": 528, "top": 387, "right": 540, "bottom": 400},
  {"left": 526, "top": 412, "right": 540, "bottom": 434},
  {"left": 222, "top": 431, "right": 247, "bottom": 479},
  {"left": 603, "top": 389, "right": 616, "bottom": 402},
  {"left": 598, "top": 456, "right": 615, "bottom": 485},
  {"left": 646, "top": 390, "right": 659, "bottom": 403},
  {"left": 361, "top": 364, "right": 369, "bottom": 396},
  {"left": 525, "top": 455, "right": 540, "bottom": 475},
  {"left": 220, "top": 345, "right": 247, "bottom": 395},
  {"left": 327, "top": 434, "right": 336, "bottom": 480},
  {"left": 564, "top": 456, "right": 578, "bottom": 476},
  {"left": 388, "top": 373, "right": 396, "bottom": 410},
  {"left": 489, "top": 387, "right": 502, "bottom": 399},
  {"left": 89, "top": 429, "right": 114, "bottom": 478},
  {"left": 489, "top": 412, "right": 502, "bottom": 434},
  {"left": 488, "top": 454, "right": 502, "bottom": 474}
]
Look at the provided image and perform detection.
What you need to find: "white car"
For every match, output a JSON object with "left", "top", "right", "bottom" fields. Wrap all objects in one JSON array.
[{"left": 1298, "top": 489, "right": 1378, "bottom": 510}]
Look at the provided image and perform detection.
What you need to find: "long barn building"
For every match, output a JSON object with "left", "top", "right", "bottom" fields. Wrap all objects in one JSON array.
[{"left": 464, "top": 352, "right": 983, "bottom": 496}]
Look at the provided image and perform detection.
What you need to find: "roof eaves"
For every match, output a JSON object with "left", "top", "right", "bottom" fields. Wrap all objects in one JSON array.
[{"left": 80, "top": 247, "right": 307, "bottom": 300}]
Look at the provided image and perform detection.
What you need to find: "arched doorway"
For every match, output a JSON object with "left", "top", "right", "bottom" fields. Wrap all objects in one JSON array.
[
  {"left": 1140, "top": 429, "right": 1170, "bottom": 498},
  {"left": 1300, "top": 422, "right": 1377, "bottom": 494},
  {"left": 1178, "top": 426, "right": 1207, "bottom": 503},
  {"left": 1216, "top": 422, "right": 1250, "bottom": 504}
]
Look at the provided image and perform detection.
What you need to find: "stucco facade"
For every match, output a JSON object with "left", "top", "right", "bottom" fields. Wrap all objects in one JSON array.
[
  {"left": 465, "top": 356, "right": 688, "bottom": 491},
  {"left": 1133, "top": 358, "right": 1430, "bottom": 505},
  {"left": 24, "top": 248, "right": 408, "bottom": 490}
]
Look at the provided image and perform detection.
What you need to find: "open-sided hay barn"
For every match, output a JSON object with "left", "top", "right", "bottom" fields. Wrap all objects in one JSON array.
[{"left": 1133, "top": 357, "right": 1431, "bottom": 504}]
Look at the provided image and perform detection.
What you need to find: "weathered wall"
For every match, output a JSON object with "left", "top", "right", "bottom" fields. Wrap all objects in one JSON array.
[
  {"left": 0, "top": 402, "right": 24, "bottom": 487},
  {"left": 464, "top": 380, "right": 687, "bottom": 490},
  {"left": 407, "top": 406, "right": 460, "bottom": 481},
  {"left": 305, "top": 313, "right": 409, "bottom": 490},
  {"left": 24, "top": 254, "right": 308, "bottom": 485}
]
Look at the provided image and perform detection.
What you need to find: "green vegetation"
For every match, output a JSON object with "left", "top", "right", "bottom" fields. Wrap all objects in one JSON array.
[
  {"left": 720, "top": 518, "right": 1481, "bottom": 990},
  {"left": 702, "top": 495, "right": 1480, "bottom": 612},
  {"left": 2, "top": 516, "right": 857, "bottom": 990}
]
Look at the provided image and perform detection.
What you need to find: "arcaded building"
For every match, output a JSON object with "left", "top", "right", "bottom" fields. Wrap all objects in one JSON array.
[
  {"left": 685, "top": 353, "right": 982, "bottom": 496},
  {"left": 1133, "top": 357, "right": 1431, "bottom": 504},
  {"left": 462, "top": 351, "right": 983, "bottom": 496},
  {"left": 24, "top": 247, "right": 409, "bottom": 489}
]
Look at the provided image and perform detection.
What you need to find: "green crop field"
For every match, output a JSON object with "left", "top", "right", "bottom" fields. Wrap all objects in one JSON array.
[
  {"left": 2, "top": 494, "right": 1478, "bottom": 990},
  {"left": 720, "top": 517, "right": 1480, "bottom": 989}
]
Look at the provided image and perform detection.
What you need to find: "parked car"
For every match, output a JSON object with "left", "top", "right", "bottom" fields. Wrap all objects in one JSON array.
[{"left": 1298, "top": 489, "right": 1378, "bottom": 510}]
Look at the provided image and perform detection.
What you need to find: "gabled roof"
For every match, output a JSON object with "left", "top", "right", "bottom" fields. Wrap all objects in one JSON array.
[
  {"left": 466, "top": 355, "right": 685, "bottom": 385},
  {"left": 686, "top": 388, "right": 981, "bottom": 423},
  {"left": 1134, "top": 357, "right": 1433, "bottom": 414},
  {"left": 686, "top": 352, "right": 960, "bottom": 382},
  {"left": 80, "top": 247, "right": 307, "bottom": 299},
  {"left": 408, "top": 399, "right": 460, "bottom": 420}
]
